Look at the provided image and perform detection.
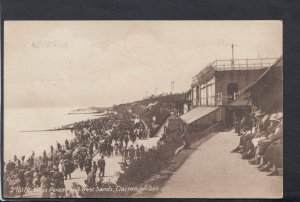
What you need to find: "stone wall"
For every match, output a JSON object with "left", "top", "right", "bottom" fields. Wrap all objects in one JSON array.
[{"left": 215, "top": 69, "right": 266, "bottom": 105}]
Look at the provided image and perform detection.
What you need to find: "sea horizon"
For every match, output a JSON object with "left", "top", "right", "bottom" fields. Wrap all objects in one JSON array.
[{"left": 3, "top": 106, "right": 104, "bottom": 162}]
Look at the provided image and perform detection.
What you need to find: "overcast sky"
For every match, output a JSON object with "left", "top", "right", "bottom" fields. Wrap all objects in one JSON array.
[{"left": 4, "top": 21, "right": 282, "bottom": 108}]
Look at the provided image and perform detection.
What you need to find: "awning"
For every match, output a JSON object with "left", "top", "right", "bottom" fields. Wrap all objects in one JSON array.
[{"left": 180, "top": 106, "right": 219, "bottom": 125}]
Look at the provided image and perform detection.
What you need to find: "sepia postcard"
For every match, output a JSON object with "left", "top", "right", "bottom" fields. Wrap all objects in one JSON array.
[{"left": 2, "top": 20, "right": 283, "bottom": 199}]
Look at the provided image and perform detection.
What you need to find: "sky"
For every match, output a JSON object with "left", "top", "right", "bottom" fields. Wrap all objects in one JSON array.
[{"left": 4, "top": 21, "right": 282, "bottom": 108}]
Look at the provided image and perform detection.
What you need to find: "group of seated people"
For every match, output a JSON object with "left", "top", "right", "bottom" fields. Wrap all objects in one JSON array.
[{"left": 231, "top": 109, "right": 283, "bottom": 176}]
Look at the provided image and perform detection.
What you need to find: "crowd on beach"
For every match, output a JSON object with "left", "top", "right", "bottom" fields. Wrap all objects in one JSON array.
[
  {"left": 231, "top": 109, "right": 283, "bottom": 176},
  {"left": 3, "top": 111, "right": 148, "bottom": 198}
]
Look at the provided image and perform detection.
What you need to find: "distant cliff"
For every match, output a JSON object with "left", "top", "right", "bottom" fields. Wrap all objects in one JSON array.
[{"left": 114, "top": 93, "right": 188, "bottom": 137}]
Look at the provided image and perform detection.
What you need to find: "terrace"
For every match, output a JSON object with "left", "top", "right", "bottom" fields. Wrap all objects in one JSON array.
[{"left": 192, "top": 58, "right": 278, "bottom": 87}]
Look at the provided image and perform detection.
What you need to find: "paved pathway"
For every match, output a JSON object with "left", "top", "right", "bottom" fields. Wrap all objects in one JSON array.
[
  {"left": 24, "top": 136, "right": 160, "bottom": 198},
  {"left": 156, "top": 130, "right": 283, "bottom": 198}
]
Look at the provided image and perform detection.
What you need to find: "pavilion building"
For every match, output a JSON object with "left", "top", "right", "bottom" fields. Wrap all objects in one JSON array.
[{"left": 181, "top": 57, "right": 278, "bottom": 131}]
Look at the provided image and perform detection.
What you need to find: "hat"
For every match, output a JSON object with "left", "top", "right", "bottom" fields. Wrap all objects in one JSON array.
[
  {"left": 254, "top": 110, "right": 264, "bottom": 117},
  {"left": 262, "top": 114, "right": 270, "bottom": 124},
  {"left": 276, "top": 112, "right": 283, "bottom": 120},
  {"left": 269, "top": 113, "right": 278, "bottom": 121}
]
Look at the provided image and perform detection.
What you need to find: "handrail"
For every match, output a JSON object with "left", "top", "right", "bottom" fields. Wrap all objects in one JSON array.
[
  {"left": 215, "top": 58, "right": 277, "bottom": 62},
  {"left": 192, "top": 58, "right": 278, "bottom": 85},
  {"left": 199, "top": 58, "right": 277, "bottom": 72}
]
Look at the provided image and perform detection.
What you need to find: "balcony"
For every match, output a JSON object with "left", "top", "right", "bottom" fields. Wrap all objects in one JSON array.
[{"left": 192, "top": 58, "right": 278, "bottom": 87}]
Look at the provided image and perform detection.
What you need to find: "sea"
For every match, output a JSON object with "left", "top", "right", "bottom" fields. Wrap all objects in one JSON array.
[{"left": 3, "top": 107, "right": 106, "bottom": 162}]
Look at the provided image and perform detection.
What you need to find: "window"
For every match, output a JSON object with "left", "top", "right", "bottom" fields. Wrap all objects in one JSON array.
[
  {"left": 192, "top": 87, "right": 197, "bottom": 106},
  {"left": 207, "top": 85, "right": 212, "bottom": 105},
  {"left": 211, "top": 83, "right": 215, "bottom": 105},
  {"left": 196, "top": 86, "right": 200, "bottom": 106},
  {"left": 201, "top": 85, "right": 206, "bottom": 106}
]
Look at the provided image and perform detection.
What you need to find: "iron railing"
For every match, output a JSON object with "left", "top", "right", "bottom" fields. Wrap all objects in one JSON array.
[{"left": 192, "top": 58, "right": 277, "bottom": 86}]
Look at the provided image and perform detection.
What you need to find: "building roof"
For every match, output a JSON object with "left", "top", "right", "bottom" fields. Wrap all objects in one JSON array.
[
  {"left": 229, "top": 56, "right": 283, "bottom": 112},
  {"left": 235, "top": 56, "right": 283, "bottom": 96},
  {"left": 180, "top": 106, "right": 219, "bottom": 125}
]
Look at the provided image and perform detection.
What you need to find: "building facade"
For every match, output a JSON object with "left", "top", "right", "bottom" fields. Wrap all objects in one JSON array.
[
  {"left": 189, "top": 58, "right": 277, "bottom": 108},
  {"left": 185, "top": 58, "right": 278, "bottom": 127}
]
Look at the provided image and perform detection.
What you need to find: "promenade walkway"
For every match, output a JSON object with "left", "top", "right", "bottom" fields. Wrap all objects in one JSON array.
[
  {"left": 156, "top": 130, "right": 282, "bottom": 198},
  {"left": 24, "top": 136, "right": 160, "bottom": 198}
]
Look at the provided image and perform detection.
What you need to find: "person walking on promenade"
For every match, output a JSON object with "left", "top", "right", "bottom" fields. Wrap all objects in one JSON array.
[
  {"left": 140, "top": 144, "right": 145, "bottom": 158},
  {"left": 24, "top": 168, "right": 34, "bottom": 190},
  {"left": 120, "top": 146, "right": 125, "bottom": 161},
  {"left": 40, "top": 171, "right": 51, "bottom": 198},
  {"left": 102, "top": 141, "right": 107, "bottom": 155},
  {"left": 32, "top": 169, "right": 40, "bottom": 187},
  {"left": 50, "top": 145, "right": 54, "bottom": 154},
  {"left": 107, "top": 143, "right": 112, "bottom": 157},
  {"left": 142, "top": 130, "right": 147, "bottom": 140},
  {"left": 121, "top": 147, "right": 128, "bottom": 161},
  {"left": 78, "top": 154, "right": 84, "bottom": 171},
  {"left": 57, "top": 142, "right": 62, "bottom": 152},
  {"left": 119, "top": 138, "right": 124, "bottom": 149},
  {"left": 92, "top": 161, "right": 98, "bottom": 172},
  {"left": 97, "top": 155, "right": 106, "bottom": 177},
  {"left": 135, "top": 144, "right": 140, "bottom": 159},
  {"left": 132, "top": 132, "right": 136, "bottom": 144},
  {"left": 89, "top": 143, "right": 94, "bottom": 157},
  {"left": 98, "top": 141, "right": 103, "bottom": 155},
  {"left": 65, "top": 139, "right": 69, "bottom": 150},
  {"left": 124, "top": 134, "right": 129, "bottom": 148},
  {"left": 129, "top": 145, "right": 135, "bottom": 161},
  {"left": 52, "top": 166, "right": 65, "bottom": 197},
  {"left": 114, "top": 142, "right": 119, "bottom": 155},
  {"left": 124, "top": 146, "right": 129, "bottom": 161},
  {"left": 84, "top": 157, "right": 92, "bottom": 176},
  {"left": 21, "top": 156, "right": 26, "bottom": 166},
  {"left": 86, "top": 170, "right": 96, "bottom": 188}
]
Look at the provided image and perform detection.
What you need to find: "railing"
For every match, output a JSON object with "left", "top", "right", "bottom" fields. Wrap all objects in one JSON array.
[
  {"left": 213, "top": 58, "right": 277, "bottom": 71},
  {"left": 192, "top": 58, "right": 277, "bottom": 85}
]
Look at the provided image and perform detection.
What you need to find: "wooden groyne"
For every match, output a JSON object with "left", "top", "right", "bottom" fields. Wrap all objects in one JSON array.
[{"left": 20, "top": 127, "right": 73, "bottom": 133}]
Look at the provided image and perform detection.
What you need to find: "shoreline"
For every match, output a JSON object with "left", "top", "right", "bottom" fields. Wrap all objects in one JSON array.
[{"left": 4, "top": 108, "right": 100, "bottom": 163}]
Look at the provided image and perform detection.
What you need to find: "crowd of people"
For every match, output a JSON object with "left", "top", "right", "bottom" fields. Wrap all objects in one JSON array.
[
  {"left": 231, "top": 109, "right": 283, "bottom": 176},
  {"left": 4, "top": 111, "right": 148, "bottom": 198},
  {"left": 4, "top": 105, "right": 283, "bottom": 198}
]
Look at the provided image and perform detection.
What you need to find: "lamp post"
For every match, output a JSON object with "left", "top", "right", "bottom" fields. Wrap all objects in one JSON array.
[{"left": 231, "top": 43, "right": 234, "bottom": 68}]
